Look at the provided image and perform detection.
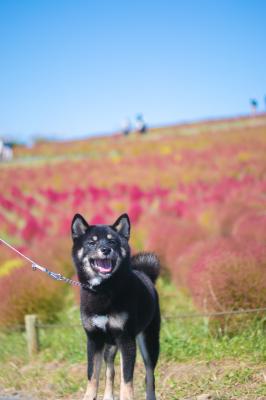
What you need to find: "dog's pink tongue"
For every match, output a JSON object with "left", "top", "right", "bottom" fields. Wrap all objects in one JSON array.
[{"left": 97, "top": 259, "right": 112, "bottom": 273}]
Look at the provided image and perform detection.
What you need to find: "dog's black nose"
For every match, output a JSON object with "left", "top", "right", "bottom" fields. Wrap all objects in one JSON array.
[{"left": 100, "top": 247, "right": 111, "bottom": 256}]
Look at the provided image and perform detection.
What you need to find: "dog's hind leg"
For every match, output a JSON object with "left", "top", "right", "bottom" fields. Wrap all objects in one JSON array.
[
  {"left": 118, "top": 337, "right": 136, "bottom": 400},
  {"left": 137, "top": 308, "right": 160, "bottom": 400},
  {"left": 103, "top": 344, "right": 117, "bottom": 400},
  {"left": 83, "top": 335, "right": 104, "bottom": 400}
]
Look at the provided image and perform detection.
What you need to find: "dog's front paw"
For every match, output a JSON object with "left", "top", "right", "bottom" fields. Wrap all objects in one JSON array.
[
  {"left": 82, "top": 396, "right": 96, "bottom": 400},
  {"left": 82, "top": 390, "right": 97, "bottom": 400},
  {"left": 104, "top": 396, "right": 119, "bottom": 400}
]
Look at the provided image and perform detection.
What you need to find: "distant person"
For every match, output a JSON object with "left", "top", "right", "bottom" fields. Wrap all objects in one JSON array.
[
  {"left": 121, "top": 117, "right": 131, "bottom": 136},
  {"left": 0, "top": 140, "right": 13, "bottom": 161},
  {"left": 135, "top": 113, "right": 147, "bottom": 134},
  {"left": 250, "top": 98, "right": 258, "bottom": 115}
]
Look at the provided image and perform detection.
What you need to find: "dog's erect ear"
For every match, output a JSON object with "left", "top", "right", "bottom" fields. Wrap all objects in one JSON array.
[
  {"left": 112, "top": 213, "right": 130, "bottom": 239},
  {"left": 71, "top": 214, "right": 90, "bottom": 239}
]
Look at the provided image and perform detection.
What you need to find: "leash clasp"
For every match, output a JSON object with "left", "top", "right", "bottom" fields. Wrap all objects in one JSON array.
[
  {"left": 47, "top": 271, "right": 64, "bottom": 281},
  {"left": 32, "top": 263, "right": 63, "bottom": 281}
]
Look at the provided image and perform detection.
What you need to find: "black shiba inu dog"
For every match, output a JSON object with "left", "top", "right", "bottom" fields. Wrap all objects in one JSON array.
[{"left": 71, "top": 213, "right": 160, "bottom": 400}]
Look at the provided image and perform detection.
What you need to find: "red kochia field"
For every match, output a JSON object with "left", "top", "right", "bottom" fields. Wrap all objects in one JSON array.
[{"left": 1, "top": 115, "right": 266, "bottom": 327}]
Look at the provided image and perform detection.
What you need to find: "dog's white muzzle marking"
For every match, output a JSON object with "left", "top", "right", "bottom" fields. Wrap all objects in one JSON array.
[{"left": 83, "top": 256, "right": 94, "bottom": 273}]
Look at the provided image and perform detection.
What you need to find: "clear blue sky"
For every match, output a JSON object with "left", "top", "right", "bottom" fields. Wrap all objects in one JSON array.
[{"left": 0, "top": 0, "right": 265, "bottom": 141}]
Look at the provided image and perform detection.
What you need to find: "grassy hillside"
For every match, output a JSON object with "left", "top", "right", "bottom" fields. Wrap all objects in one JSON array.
[{"left": 1, "top": 115, "right": 266, "bottom": 399}]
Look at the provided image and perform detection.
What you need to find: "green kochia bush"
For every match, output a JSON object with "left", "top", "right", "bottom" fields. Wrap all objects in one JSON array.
[
  {"left": 0, "top": 263, "right": 67, "bottom": 327},
  {"left": 0, "top": 236, "right": 74, "bottom": 328}
]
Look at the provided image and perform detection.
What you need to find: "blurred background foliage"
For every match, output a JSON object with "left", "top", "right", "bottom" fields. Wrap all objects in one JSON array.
[{"left": 1, "top": 116, "right": 266, "bottom": 332}]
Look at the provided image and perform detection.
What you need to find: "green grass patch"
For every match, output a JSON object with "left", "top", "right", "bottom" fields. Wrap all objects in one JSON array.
[
  {"left": 1, "top": 277, "right": 266, "bottom": 364},
  {"left": 1, "top": 277, "right": 266, "bottom": 398}
]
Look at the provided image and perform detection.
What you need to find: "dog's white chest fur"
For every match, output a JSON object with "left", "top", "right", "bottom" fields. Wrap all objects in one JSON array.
[
  {"left": 91, "top": 315, "right": 109, "bottom": 330},
  {"left": 87, "top": 312, "right": 128, "bottom": 331}
]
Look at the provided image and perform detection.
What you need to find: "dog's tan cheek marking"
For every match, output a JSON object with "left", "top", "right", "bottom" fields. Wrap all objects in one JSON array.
[
  {"left": 120, "top": 247, "right": 127, "bottom": 258},
  {"left": 120, "top": 354, "right": 134, "bottom": 400},
  {"left": 83, "top": 256, "right": 90, "bottom": 269},
  {"left": 77, "top": 248, "right": 84, "bottom": 259},
  {"left": 83, "top": 257, "right": 94, "bottom": 276},
  {"left": 83, "top": 352, "right": 103, "bottom": 400}
]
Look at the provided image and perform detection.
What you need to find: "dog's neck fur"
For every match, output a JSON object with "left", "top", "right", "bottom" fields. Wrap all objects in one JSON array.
[{"left": 80, "top": 258, "right": 133, "bottom": 316}]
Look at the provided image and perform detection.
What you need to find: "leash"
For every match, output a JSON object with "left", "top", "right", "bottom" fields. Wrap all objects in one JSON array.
[
  {"left": 2, "top": 239, "right": 266, "bottom": 323},
  {"left": 0, "top": 237, "right": 96, "bottom": 291}
]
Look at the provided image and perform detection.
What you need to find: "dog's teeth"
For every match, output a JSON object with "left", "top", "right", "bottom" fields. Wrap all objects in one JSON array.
[
  {"left": 89, "top": 258, "right": 113, "bottom": 274},
  {"left": 92, "top": 259, "right": 112, "bottom": 273}
]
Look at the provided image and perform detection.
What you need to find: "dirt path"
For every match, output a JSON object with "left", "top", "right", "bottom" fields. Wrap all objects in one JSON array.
[
  {"left": 0, "top": 397, "right": 34, "bottom": 400},
  {"left": 1, "top": 359, "right": 266, "bottom": 399}
]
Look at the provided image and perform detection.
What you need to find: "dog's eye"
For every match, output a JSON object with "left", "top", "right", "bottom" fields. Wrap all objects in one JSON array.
[
  {"left": 87, "top": 241, "right": 96, "bottom": 246},
  {"left": 108, "top": 239, "right": 116, "bottom": 245}
]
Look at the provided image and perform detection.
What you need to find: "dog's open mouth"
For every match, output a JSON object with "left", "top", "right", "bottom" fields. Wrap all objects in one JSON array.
[{"left": 90, "top": 258, "right": 115, "bottom": 274}]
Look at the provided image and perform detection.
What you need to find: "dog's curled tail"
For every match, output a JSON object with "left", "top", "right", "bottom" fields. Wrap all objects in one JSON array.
[{"left": 131, "top": 252, "right": 160, "bottom": 283}]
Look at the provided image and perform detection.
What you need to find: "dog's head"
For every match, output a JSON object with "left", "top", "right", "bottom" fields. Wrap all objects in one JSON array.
[{"left": 71, "top": 213, "right": 130, "bottom": 287}]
